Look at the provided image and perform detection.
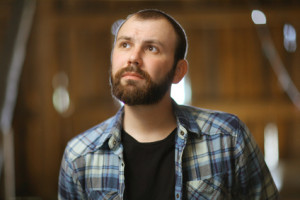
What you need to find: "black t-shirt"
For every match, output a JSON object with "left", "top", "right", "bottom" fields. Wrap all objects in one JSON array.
[{"left": 122, "top": 129, "right": 176, "bottom": 200}]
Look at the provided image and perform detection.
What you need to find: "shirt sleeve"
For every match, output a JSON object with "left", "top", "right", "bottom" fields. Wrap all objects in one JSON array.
[
  {"left": 58, "top": 146, "right": 86, "bottom": 200},
  {"left": 233, "top": 119, "right": 279, "bottom": 199}
]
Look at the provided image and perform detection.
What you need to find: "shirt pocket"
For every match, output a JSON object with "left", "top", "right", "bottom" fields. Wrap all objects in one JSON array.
[
  {"left": 185, "top": 175, "right": 228, "bottom": 200},
  {"left": 87, "top": 189, "right": 120, "bottom": 200},
  {"left": 85, "top": 174, "right": 120, "bottom": 200}
]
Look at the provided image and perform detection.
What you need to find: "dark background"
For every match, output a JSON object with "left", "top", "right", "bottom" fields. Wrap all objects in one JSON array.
[{"left": 1, "top": 0, "right": 300, "bottom": 199}]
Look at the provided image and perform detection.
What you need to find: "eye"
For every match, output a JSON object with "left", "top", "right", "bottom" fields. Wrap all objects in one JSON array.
[
  {"left": 120, "top": 42, "right": 130, "bottom": 49},
  {"left": 147, "top": 45, "right": 158, "bottom": 53}
]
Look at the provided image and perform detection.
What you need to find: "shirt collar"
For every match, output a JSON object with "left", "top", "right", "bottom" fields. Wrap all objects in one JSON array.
[
  {"left": 172, "top": 100, "right": 202, "bottom": 136},
  {"left": 95, "top": 100, "right": 204, "bottom": 150},
  {"left": 89, "top": 106, "right": 124, "bottom": 151}
]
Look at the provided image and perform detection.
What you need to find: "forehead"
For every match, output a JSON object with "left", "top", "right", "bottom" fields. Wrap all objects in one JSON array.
[{"left": 116, "top": 16, "right": 177, "bottom": 45}]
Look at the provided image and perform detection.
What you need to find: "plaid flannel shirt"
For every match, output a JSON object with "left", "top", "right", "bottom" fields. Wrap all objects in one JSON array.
[{"left": 58, "top": 101, "right": 279, "bottom": 199}]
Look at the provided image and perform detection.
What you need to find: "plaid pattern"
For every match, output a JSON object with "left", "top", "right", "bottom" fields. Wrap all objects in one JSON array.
[{"left": 58, "top": 102, "right": 279, "bottom": 200}]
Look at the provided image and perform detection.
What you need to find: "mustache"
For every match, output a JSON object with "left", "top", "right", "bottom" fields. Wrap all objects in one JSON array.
[{"left": 114, "top": 65, "right": 151, "bottom": 80}]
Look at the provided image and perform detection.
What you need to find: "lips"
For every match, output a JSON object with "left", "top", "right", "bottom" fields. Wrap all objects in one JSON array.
[
  {"left": 113, "top": 65, "right": 150, "bottom": 83},
  {"left": 122, "top": 72, "right": 144, "bottom": 80}
]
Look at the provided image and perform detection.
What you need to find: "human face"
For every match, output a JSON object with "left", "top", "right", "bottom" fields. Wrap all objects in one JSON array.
[{"left": 110, "top": 17, "right": 178, "bottom": 105}]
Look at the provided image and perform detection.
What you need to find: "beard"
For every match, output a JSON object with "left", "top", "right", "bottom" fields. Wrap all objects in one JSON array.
[{"left": 110, "top": 65, "right": 175, "bottom": 106}]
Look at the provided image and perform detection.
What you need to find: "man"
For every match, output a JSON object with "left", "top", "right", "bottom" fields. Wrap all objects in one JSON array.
[{"left": 58, "top": 9, "right": 279, "bottom": 200}]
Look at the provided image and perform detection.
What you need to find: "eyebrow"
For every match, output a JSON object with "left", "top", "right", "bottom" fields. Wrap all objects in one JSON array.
[
  {"left": 116, "top": 36, "right": 165, "bottom": 48},
  {"left": 116, "top": 36, "right": 132, "bottom": 42}
]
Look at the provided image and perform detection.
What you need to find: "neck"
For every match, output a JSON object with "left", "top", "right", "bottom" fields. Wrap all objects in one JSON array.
[{"left": 123, "top": 94, "right": 177, "bottom": 142}]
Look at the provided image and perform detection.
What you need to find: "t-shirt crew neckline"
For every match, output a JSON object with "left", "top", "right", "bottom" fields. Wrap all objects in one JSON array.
[{"left": 122, "top": 128, "right": 177, "bottom": 146}]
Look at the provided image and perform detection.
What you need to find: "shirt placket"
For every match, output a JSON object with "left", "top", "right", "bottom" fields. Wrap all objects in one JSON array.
[
  {"left": 175, "top": 126, "right": 188, "bottom": 200},
  {"left": 109, "top": 134, "right": 125, "bottom": 199}
]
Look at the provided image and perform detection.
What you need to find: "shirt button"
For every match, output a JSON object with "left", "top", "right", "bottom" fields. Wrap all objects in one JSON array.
[
  {"left": 180, "top": 131, "right": 184, "bottom": 136},
  {"left": 176, "top": 193, "right": 180, "bottom": 198},
  {"left": 109, "top": 138, "right": 117, "bottom": 149}
]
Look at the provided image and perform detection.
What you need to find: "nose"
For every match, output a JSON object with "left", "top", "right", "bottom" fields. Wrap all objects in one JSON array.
[{"left": 128, "top": 47, "right": 143, "bottom": 67}]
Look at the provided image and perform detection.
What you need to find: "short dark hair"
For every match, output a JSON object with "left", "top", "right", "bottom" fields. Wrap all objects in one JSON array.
[{"left": 113, "top": 9, "right": 188, "bottom": 65}]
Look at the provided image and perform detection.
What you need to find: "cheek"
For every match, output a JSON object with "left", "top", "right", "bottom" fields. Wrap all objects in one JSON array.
[
  {"left": 111, "top": 51, "right": 124, "bottom": 74},
  {"left": 146, "top": 58, "right": 173, "bottom": 79}
]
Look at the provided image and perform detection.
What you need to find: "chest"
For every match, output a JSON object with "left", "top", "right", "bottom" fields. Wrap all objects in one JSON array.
[{"left": 77, "top": 134, "right": 236, "bottom": 199}]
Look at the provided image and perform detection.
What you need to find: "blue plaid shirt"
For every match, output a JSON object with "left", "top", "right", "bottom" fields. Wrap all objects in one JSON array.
[{"left": 58, "top": 102, "right": 279, "bottom": 199}]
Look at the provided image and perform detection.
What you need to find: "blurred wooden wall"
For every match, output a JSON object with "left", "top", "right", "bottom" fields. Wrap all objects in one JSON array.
[{"left": 1, "top": 0, "right": 300, "bottom": 199}]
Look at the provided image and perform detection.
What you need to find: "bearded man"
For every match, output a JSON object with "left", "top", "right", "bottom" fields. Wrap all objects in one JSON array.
[{"left": 58, "top": 9, "right": 278, "bottom": 200}]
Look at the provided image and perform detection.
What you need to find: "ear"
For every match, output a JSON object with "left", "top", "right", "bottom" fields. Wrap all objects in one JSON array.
[{"left": 172, "top": 59, "right": 188, "bottom": 84}]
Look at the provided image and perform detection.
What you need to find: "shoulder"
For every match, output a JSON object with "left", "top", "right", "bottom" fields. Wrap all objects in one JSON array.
[
  {"left": 177, "top": 104, "right": 244, "bottom": 137},
  {"left": 64, "top": 115, "right": 117, "bottom": 162}
]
